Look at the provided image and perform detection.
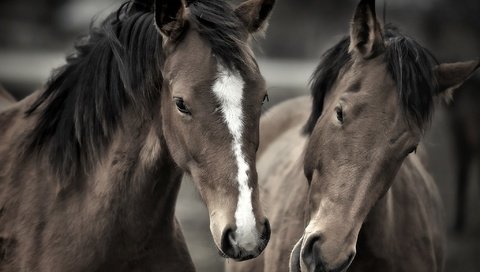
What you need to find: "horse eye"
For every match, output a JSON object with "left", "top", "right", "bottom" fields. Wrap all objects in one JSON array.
[
  {"left": 409, "top": 146, "right": 418, "bottom": 154},
  {"left": 262, "top": 94, "right": 270, "bottom": 105},
  {"left": 174, "top": 97, "right": 191, "bottom": 115},
  {"left": 335, "top": 106, "right": 344, "bottom": 123}
]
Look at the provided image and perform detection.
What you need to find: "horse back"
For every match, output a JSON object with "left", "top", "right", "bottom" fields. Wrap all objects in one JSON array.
[{"left": 258, "top": 96, "right": 311, "bottom": 157}]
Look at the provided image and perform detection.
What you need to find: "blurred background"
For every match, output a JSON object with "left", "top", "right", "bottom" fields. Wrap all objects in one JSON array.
[{"left": 0, "top": 0, "right": 479, "bottom": 271}]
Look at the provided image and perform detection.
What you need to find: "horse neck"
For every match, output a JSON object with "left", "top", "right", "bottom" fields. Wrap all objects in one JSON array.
[
  {"left": 88, "top": 110, "right": 183, "bottom": 227},
  {"left": 360, "top": 152, "right": 440, "bottom": 251}
]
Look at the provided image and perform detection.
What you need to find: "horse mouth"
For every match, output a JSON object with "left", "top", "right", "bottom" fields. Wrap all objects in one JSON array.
[{"left": 216, "top": 247, "right": 260, "bottom": 261}]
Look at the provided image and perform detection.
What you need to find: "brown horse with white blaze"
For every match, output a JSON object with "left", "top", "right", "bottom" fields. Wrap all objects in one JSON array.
[
  {"left": 0, "top": 0, "right": 276, "bottom": 270},
  {"left": 227, "top": 0, "right": 480, "bottom": 272}
]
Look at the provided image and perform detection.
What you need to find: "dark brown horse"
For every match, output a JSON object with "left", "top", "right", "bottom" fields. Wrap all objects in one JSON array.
[
  {"left": 226, "top": 0, "right": 479, "bottom": 271},
  {"left": 0, "top": 0, "right": 276, "bottom": 270}
]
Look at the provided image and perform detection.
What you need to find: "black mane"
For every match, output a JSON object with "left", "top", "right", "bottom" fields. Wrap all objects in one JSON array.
[
  {"left": 189, "top": 0, "right": 251, "bottom": 70},
  {"left": 24, "top": 0, "right": 250, "bottom": 184},
  {"left": 304, "top": 26, "right": 439, "bottom": 134}
]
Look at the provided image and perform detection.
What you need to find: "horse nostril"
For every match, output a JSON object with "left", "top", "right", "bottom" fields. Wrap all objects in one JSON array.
[
  {"left": 220, "top": 227, "right": 236, "bottom": 257},
  {"left": 261, "top": 218, "right": 271, "bottom": 241},
  {"left": 301, "top": 234, "right": 355, "bottom": 272},
  {"left": 219, "top": 220, "right": 271, "bottom": 260},
  {"left": 301, "top": 235, "right": 324, "bottom": 271}
]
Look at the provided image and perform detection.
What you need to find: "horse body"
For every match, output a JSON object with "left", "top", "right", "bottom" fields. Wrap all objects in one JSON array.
[
  {"left": 0, "top": 93, "right": 194, "bottom": 271},
  {"left": 227, "top": 96, "right": 444, "bottom": 272}
]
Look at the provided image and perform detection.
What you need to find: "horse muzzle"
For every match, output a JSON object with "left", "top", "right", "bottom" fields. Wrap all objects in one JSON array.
[
  {"left": 219, "top": 218, "right": 271, "bottom": 261},
  {"left": 290, "top": 234, "right": 355, "bottom": 272}
]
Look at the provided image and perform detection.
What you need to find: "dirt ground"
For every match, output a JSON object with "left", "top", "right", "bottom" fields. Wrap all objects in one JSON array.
[{"left": 175, "top": 89, "right": 480, "bottom": 272}]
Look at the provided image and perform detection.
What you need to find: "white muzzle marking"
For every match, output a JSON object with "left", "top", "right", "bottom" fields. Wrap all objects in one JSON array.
[{"left": 212, "top": 64, "right": 259, "bottom": 252}]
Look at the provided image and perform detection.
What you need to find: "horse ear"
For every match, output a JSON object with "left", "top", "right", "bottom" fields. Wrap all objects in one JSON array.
[
  {"left": 349, "top": 0, "right": 384, "bottom": 58},
  {"left": 434, "top": 60, "right": 480, "bottom": 99},
  {"left": 235, "top": 0, "right": 275, "bottom": 33},
  {"left": 154, "top": 0, "right": 186, "bottom": 39}
]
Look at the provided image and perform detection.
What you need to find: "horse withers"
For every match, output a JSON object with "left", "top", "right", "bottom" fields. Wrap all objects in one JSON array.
[
  {"left": 0, "top": 84, "right": 15, "bottom": 107},
  {"left": 0, "top": 0, "right": 276, "bottom": 270},
  {"left": 227, "top": 0, "right": 479, "bottom": 271}
]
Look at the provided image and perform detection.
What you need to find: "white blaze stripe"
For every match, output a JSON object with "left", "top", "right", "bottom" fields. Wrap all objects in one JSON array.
[{"left": 212, "top": 64, "right": 259, "bottom": 251}]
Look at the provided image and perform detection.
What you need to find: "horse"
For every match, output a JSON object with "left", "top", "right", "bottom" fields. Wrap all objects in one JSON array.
[
  {"left": 448, "top": 77, "right": 480, "bottom": 232},
  {"left": 226, "top": 0, "right": 480, "bottom": 271},
  {"left": 0, "top": 0, "right": 276, "bottom": 270}
]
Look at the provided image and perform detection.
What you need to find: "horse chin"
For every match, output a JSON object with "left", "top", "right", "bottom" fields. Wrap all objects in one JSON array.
[{"left": 216, "top": 247, "right": 259, "bottom": 262}]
